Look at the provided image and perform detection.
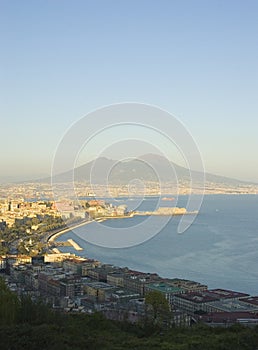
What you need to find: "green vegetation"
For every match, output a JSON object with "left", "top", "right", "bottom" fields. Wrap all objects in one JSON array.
[
  {"left": 145, "top": 290, "right": 171, "bottom": 326},
  {"left": 0, "top": 278, "right": 258, "bottom": 349},
  {"left": 0, "top": 214, "right": 85, "bottom": 256}
]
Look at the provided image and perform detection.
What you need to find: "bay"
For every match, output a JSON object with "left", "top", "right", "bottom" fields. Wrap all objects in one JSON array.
[{"left": 56, "top": 194, "right": 258, "bottom": 295}]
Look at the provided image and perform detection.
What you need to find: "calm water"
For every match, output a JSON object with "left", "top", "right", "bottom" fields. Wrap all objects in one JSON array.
[{"left": 57, "top": 195, "right": 258, "bottom": 295}]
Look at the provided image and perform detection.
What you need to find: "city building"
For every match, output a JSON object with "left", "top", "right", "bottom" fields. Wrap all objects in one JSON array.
[
  {"left": 123, "top": 272, "right": 161, "bottom": 296},
  {"left": 145, "top": 282, "right": 184, "bottom": 304},
  {"left": 63, "top": 257, "right": 99, "bottom": 276},
  {"left": 84, "top": 281, "right": 116, "bottom": 302},
  {"left": 208, "top": 299, "right": 258, "bottom": 313},
  {"left": 205, "top": 289, "right": 249, "bottom": 301},
  {"left": 166, "top": 278, "right": 208, "bottom": 293},
  {"left": 173, "top": 292, "right": 219, "bottom": 314},
  {"left": 107, "top": 272, "right": 125, "bottom": 288},
  {"left": 198, "top": 312, "right": 258, "bottom": 326}
]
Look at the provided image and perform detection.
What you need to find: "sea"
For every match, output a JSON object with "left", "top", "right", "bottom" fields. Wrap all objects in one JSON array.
[{"left": 56, "top": 194, "right": 258, "bottom": 295}]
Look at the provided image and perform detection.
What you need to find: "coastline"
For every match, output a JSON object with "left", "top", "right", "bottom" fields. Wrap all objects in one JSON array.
[
  {"left": 47, "top": 214, "right": 134, "bottom": 247},
  {"left": 47, "top": 219, "right": 95, "bottom": 243},
  {"left": 47, "top": 210, "right": 194, "bottom": 247},
  {"left": 42, "top": 195, "right": 258, "bottom": 295}
]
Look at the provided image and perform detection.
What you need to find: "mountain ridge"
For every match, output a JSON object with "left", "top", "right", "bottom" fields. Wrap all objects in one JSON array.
[
  {"left": 45, "top": 153, "right": 256, "bottom": 186},
  {"left": 1, "top": 154, "right": 255, "bottom": 186}
]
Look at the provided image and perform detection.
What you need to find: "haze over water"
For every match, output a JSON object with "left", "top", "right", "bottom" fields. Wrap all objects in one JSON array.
[{"left": 57, "top": 195, "right": 258, "bottom": 295}]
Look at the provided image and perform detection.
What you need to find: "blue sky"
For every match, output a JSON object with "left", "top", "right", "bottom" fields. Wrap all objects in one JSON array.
[{"left": 1, "top": 0, "right": 258, "bottom": 181}]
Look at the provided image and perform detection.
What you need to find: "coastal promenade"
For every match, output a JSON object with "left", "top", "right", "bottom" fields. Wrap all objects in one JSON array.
[
  {"left": 47, "top": 219, "right": 93, "bottom": 243},
  {"left": 46, "top": 208, "right": 191, "bottom": 250},
  {"left": 46, "top": 213, "right": 135, "bottom": 244}
]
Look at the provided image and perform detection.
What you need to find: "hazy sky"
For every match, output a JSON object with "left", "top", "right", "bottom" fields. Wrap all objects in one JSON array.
[{"left": 1, "top": 0, "right": 258, "bottom": 182}]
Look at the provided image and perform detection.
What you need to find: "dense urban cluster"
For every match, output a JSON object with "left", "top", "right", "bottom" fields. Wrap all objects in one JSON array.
[
  {"left": 1, "top": 251, "right": 258, "bottom": 329},
  {"left": 0, "top": 197, "right": 129, "bottom": 256},
  {"left": 0, "top": 181, "right": 257, "bottom": 205}
]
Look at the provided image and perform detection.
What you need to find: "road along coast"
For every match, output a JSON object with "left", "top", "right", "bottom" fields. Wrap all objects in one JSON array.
[
  {"left": 46, "top": 208, "right": 193, "bottom": 251},
  {"left": 46, "top": 219, "right": 97, "bottom": 251}
]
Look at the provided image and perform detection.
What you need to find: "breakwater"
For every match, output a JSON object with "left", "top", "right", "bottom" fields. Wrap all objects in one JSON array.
[{"left": 134, "top": 207, "right": 197, "bottom": 216}]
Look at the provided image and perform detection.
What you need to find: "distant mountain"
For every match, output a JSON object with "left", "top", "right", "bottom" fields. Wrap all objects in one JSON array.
[
  {"left": 47, "top": 153, "right": 255, "bottom": 187},
  {"left": 49, "top": 154, "right": 184, "bottom": 184}
]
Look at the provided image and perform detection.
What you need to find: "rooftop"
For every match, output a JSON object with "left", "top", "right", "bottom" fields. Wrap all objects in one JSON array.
[
  {"left": 107, "top": 272, "right": 125, "bottom": 278},
  {"left": 175, "top": 292, "right": 219, "bottom": 304},
  {"left": 207, "top": 288, "right": 249, "bottom": 299},
  {"left": 209, "top": 299, "right": 258, "bottom": 312},
  {"left": 85, "top": 282, "right": 115, "bottom": 290},
  {"left": 64, "top": 258, "right": 88, "bottom": 264},
  {"left": 167, "top": 278, "right": 207, "bottom": 289},
  {"left": 146, "top": 282, "right": 183, "bottom": 294},
  {"left": 240, "top": 296, "right": 258, "bottom": 306},
  {"left": 111, "top": 289, "right": 140, "bottom": 298}
]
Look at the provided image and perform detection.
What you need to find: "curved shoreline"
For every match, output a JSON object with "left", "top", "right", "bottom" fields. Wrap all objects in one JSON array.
[
  {"left": 46, "top": 210, "right": 194, "bottom": 246},
  {"left": 47, "top": 213, "right": 135, "bottom": 245},
  {"left": 47, "top": 219, "right": 95, "bottom": 243}
]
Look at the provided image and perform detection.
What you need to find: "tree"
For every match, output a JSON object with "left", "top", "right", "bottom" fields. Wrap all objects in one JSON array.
[
  {"left": 31, "top": 217, "right": 40, "bottom": 226},
  {"left": 145, "top": 290, "right": 171, "bottom": 327},
  {"left": 0, "top": 277, "right": 19, "bottom": 325},
  {"left": 17, "top": 242, "right": 28, "bottom": 255}
]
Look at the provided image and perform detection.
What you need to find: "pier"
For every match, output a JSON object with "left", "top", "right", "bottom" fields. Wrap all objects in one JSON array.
[{"left": 67, "top": 239, "right": 83, "bottom": 251}]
